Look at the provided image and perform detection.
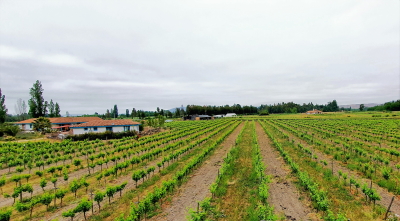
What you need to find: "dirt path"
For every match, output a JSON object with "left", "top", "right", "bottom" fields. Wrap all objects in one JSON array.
[
  {"left": 149, "top": 122, "right": 244, "bottom": 221},
  {"left": 272, "top": 122, "right": 400, "bottom": 218},
  {"left": 255, "top": 122, "right": 315, "bottom": 221}
]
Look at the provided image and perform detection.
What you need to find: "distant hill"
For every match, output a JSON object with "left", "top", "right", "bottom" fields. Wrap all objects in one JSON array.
[{"left": 339, "top": 103, "right": 381, "bottom": 109}]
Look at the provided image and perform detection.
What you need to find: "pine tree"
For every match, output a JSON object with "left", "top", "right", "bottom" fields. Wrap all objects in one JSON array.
[
  {"left": 55, "top": 103, "right": 61, "bottom": 117},
  {"left": 113, "top": 105, "right": 118, "bottom": 118},
  {"left": 48, "top": 100, "right": 55, "bottom": 117}
]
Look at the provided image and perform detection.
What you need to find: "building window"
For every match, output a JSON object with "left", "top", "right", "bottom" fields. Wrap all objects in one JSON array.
[
  {"left": 124, "top": 126, "right": 130, "bottom": 131},
  {"left": 93, "top": 127, "right": 98, "bottom": 131},
  {"left": 29, "top": 124, "right": 32, "bottom": 128},
  {"left": 106, "top": 127, "right": 112, "bottom": 131},
  {"left": 84, "top": 128, "right": 88, "bottom": 131}
]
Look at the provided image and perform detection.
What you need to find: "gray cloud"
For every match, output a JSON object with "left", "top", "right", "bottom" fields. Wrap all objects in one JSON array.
[{"left": 0, "top": 0, "right": 398, "bottom": 114}]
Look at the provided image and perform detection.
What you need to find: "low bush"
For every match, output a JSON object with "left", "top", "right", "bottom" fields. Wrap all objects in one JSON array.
[{"left": 66, "top": 130, "right": 138, "bottom": 141}]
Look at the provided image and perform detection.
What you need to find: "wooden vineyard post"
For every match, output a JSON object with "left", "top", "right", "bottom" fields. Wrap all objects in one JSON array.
[
  {"left": 384, "top": 196, "right": 395, "bottom": 220},
  {"left": 197, "top": 202, "right": 200, "bottom": 213},
  {"left": 331, "top": 158, "right": 334, "bottom": 175}
]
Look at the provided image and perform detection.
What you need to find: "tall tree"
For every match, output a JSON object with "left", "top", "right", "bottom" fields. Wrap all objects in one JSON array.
[
  {"left": 15, "top": 98, "right": 27, "bottom": 120},
  {"left": 359, "top": 104, "right": 365, "bottom": 111},
  {"left": 125, "top": 109, "right": 129, "bottom": 118},
  {"left": 55, "top": 103, "right": 61, "bottom": 117},
  {"left": 48, "top": 100, "right": 55, "bottom": 117},
  {"left": 113, "top": 105, "right": 118, "bottom": 118},
  {"left": 0, "top": 89, "right": 7, "bottom": 123},
  {"left": 28, "top": 80, "right": 45, "bottom": 118},
  {"left": 131, "top": 108, "right": 137, "bottom": 118},
  {"left": 105, "top": 109, "right": 111, "bottom": 119}
]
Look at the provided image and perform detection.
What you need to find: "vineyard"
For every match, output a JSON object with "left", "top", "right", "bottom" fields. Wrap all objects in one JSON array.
[{"left": 0, "top": 116, "right": 399, "bottom": 220}]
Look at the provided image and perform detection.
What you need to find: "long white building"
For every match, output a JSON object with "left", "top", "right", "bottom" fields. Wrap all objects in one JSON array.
[{"left": 69, "top": 119, "right": 140, "bottom": 135}]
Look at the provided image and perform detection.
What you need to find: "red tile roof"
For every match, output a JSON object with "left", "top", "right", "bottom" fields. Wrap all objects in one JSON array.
[
  {"left": 15, "top": 117, "right": 102, "bottom": 124},
  {"left": 69, "top": 119, "right": 140, "bottom": 128}
]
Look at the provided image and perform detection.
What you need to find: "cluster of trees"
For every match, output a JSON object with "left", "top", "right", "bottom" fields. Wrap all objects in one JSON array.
[
  {"left": 186, "top": 104, "right": 258, "bottom": 115},
  {"left": 366, "top": 100, "right": 400, "bottom": 111},
  {"left": 259, "top": 100, "right": 339, "bottom": 114},
  {"left": 28, "top": 80, "right": 61, "bottom": 118},
  {"left": 1, "top": 81, "right": 62, "bottom": 123}
]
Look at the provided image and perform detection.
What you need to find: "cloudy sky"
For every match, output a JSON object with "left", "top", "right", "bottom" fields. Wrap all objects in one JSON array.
[{"left": 0, "top": 1, "right": 398, "bottom": 114}]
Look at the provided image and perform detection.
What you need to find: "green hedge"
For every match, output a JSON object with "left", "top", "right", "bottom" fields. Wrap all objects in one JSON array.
[{"left": 66, "top": 130, "right": 138, "bottom": 141}]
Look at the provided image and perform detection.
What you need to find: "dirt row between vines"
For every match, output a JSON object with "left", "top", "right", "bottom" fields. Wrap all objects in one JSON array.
[
  {"left": 149, "top": 122, "right": 245, "bottom": 221},
  {"left": 255, "top": 122, "right": 315, "bottom": 221},
  {"left": 273, "top": 122, "right": 400, "bottom": 218}
]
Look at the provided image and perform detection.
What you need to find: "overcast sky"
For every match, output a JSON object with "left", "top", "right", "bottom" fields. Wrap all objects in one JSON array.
[{"left": 0, "top": 1, "right": 399, "bottom": 115}]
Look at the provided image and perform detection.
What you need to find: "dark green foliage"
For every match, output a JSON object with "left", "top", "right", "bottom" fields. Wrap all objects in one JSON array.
[
  {"left": 0, "top": 209, "right": 12, "bottom": 221},
  {"left": 62, "top": 209, "right": 75, "bottom": 220},
  {"left": 368, "top": 100, "right": 400, "bottom": 111},
  {"left": 54, "top": 102, "right": 61, "bottom": 117},
  {"left": 113, "top": 105, "right": 118, "bottom": 118},
  {"left": 0, "top": 89, "right": 7, "bottom": 124},
  {"left": 66, "top": 130, "right": 138, "bottom": 141},
  {"left": 28, "top": 80, "right": 46, "bottom": 118},
  {"left": 94, "top": 191, "right": 105, "bottom": 210},
  {"left": 74, "top": 198, "right": 92, "bottom": 220},
  {"left": 32, "top": 117, "right": 52, "bottom": 134},
  {"left": 0, "top": 124, "right": 20, "bottom": 136}
]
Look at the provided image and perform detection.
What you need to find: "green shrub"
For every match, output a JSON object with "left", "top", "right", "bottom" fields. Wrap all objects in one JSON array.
[{"left": 66, "top": 130, "right": 138, "bottom": 141}]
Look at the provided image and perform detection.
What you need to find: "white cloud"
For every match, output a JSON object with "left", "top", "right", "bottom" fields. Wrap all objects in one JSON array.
[
  {"left": 0, "top": 45, "right": 34, "bottom": 59},
  {"left": 0, "top": 1, "right": 398, "bottom": 114},
  {"left": 39, "top": 54, "right": 83, "bottom": 67}
]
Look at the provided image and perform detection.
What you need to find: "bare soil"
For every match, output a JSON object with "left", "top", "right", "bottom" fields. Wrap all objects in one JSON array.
[
  {"left": 149, "top": 122, "right": 244, "bottom": 221},
  {"left": 255, "top": 122, "right": 316, "bottom": 221}
]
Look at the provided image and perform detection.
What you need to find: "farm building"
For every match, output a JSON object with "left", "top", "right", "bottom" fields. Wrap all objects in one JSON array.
[
  {"left": 213, "top": 115, "right": 224, "bottom": 118},
  {"left": 15, "top": 117, "right": 102, "bottom": 131},
  {"left": 306, "top": 109, "right": 323, "bottom": 114},
  {"left": 182, "top": 115, "right": 212, "bottom": 120},
  {"left": 69, "top": 119, "right": 140, "bottom": 135},
  {"left": 225, "top": 113, "right": 237, "bottom": 117}
]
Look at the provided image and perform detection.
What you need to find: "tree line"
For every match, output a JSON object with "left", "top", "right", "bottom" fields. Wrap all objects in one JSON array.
[
  {"left": 1, "top": 80, "right": 62, "bottom": 123},
  {"left": 366, "top": 100, "right": 400, "bottom": 111}
]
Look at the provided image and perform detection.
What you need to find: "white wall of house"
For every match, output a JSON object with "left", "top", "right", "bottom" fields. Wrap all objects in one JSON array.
[
  {"left": 17, "top": 124, "right": 33, "bottom": 131},
  {"left": 72, "top": 125, "right": 139, "bottom": 135},
  {"left": 225, "top": 113, "right": 237, "bottom": 117}
]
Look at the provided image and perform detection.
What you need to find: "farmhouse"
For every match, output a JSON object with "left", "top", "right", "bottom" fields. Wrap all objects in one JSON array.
[
  {"left": 225, "top": 113, "right": 237, "bottom": 117},
  {"left": 213, "top": 115, "right": 224, "bottom": 118},
  {"left": 15, "top": 117, "right": 102, "bottom": 131},
  {"left": 69, "top": 119, "right": 140, "bottom": 135},
  {"left": 182, "top": 115, "right": 212, "bottom": 120},
  {"left": 306, "top": 109, "right": 323, "bottom": 114}
]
